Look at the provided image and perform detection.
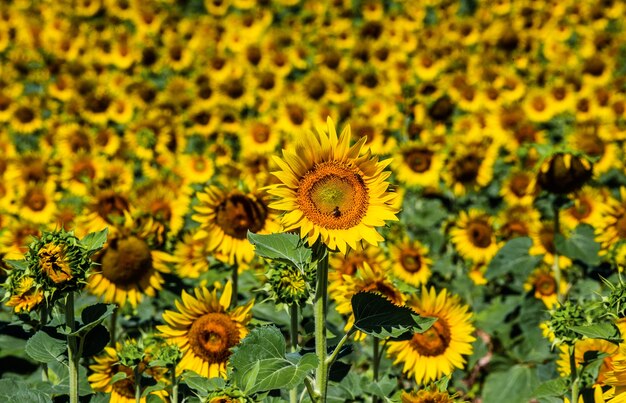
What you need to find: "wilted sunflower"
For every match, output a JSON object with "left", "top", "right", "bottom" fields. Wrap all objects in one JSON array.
[
  {"left": 387, "top": 287, "right": 475, "bottom": 385},
  {"left": 87, "top": 212, "right": 177, "bottom": 307},
  {"left": 450, "top": 210, "right": 499, "bottom": 264},
  {"left": 157, "top": 283, "right": 253, "bottom": 378},
  {"left": 192, "top": 185, "right": 278, "bottom": 264},
  {"left": 268, "top": 117, "right": 399, "bottom": 253}
]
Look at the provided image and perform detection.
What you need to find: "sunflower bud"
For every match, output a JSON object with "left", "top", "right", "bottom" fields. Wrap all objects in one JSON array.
[
  {"left": 118, "top": 339, "right": 145, "bottom": 368},
  {"left": 266, "top": 263, "right": 312, "bottom": 306},
  {"left": 536, "top": 152, "right": 592, "bottom": 194},
  {"left": 546, "top": 301, "right": 588, "bottom": 346}
]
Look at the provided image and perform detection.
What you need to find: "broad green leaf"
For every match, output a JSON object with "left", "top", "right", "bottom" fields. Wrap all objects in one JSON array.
[
  {"left": 0, "top": 379, "right": 50, "bottom": 402},
  {"left": 3, "top": 259, "right": 28, "bottom": 271},
  {"left": 88, "top": 393, "right": 111, "bottom": 403},
  {"left": 60, "top": 303, "right": 116, "bottom": 337},
  {"left": 25, "top": 331, "right": 66, "bottom": 363},
  {"left": 570, "top": 323, "right": 622, "bottom": 345},
  {"left": 81, "top": 228, "right": 109, "bottom": 254},
  {"left": 351, "top": 292, "right": 436, "bottom": 338},
  {"left": 0, "top": 334, "right": 28, "bottom": 358},
  {"left": 555, "top": 224, "right": 601, "bottom": 266},
  {"left": 486, "top": 237, "right": 542, "bottom": 280},
  {"left": 230, "top": 326, "right": 319, "bottom": 394},
  {"left": 362, "top": 375, "right": 396, "bottom": 398},
  {"left": 48, "top": 359, "right": 93, "bottom": 396},
  {"left": 482, "top": 365, "right": 539, "bottom": 403},
  {"left": 247, "top": 232, "right": 312, "bottom": 271},
  {"left": 533, "top": 378, "right": 569, "bottom": 399},
  {"left": 181, "top": 371, "right": 226, "bottom": 396}
]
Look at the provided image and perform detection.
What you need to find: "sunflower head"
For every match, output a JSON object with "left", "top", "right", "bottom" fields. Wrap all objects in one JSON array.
[
  {"left": 536, "top": 152, "right": 593, "bottom": 195},
  {"left": 3, "top": 275, "right": 43, "bottom": 313},
  {"left": 268, "top": 117, "right": 399, "bottom": 254}
]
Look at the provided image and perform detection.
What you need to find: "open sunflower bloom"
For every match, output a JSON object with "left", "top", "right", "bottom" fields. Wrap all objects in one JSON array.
[{"left": 268, "top": 117, "right": 399, "bottom": 254}]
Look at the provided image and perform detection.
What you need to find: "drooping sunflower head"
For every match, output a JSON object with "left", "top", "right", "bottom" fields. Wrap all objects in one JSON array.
[
  {"left": 157, "top": 282, "right": 254, "bottom": 379},
  {"left": 268, "top": 117, "right": 399, "bottom": 254}
]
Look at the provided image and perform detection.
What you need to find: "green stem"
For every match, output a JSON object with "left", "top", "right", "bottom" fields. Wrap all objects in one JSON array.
[
  {"left": 171, "top": 366, "right": 178, "bottom": 403},
  {"left": 289, "top": 304, "right": 299, "bottom": 403},
  {"left": 570, "top": 344, "right": 579, "bottom": 403},
  {"left": 552, "top": 201, "right": 563, "bottom": 304},
  {"left": 372, "top": 338, "right": 380, "bottom": 403},
  {"left": 109, "top": 308, "right": 118, "bottom": 347},
  {"left": 65, "top": 293, "right": 79, "bottom": 403},
  {"left": 314, "top": 249, "right": 329, "bottom": 402},
  {"left": 134, "top": 365, "right": 141, "bottom": 403},
  {"left": 232, "top": 264, "right": 239, "bottom": 309},
  {"left": 304, "top": 377, "right": 319, "bottom": 402},
  {"left": 325, "top": 328, "right": 354, "bottom": 367}
]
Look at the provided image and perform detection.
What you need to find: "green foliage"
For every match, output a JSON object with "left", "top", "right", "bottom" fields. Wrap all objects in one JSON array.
[
  {"left": 247, "top": 232, "right": 312, "bottom": 272},
  {"left": 555, "top": 224, "right": 601, "bottom": 266},
  {"left": 25, "top": 331, "right": 66, "bottom": 363},
  {"left": 569, "top": 323, "right": 622, "bottom": 345},
  {"left": 0, "top": 379, "right": 50, "bottom": 402},
  {"left": 351, "top": 291, "right": 436, "bottom": 338},
  {"left": 532, "top": 377, "right": 569, "bottom": 399},
  {"left": 230, "top": 326, "right": 319, "bottom": 394},
  {"left": 482, "top": 365, "right": 539, "bottom": 403},
  {"left": 80, "top": 228, "right": 109, "bottom": 256},
  {"left": 485, "top": 237, "right": 543, "bottom": 282}
]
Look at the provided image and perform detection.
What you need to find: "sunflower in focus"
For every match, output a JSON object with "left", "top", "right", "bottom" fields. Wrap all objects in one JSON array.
[
  {"left": 450, "top": 210, "right": 499, "bottom": 264},
  {"left": 387, "top": 287, "right": 475, "bottom": 385},
  {"left": 192, "top": 185, "right": 278, "bottom": 264},
  {"left": 389, "top": 237, "right": 432, "bottom": 287},
  {"left": 157, "top": 282, "right": 253, "bottom": 378},
  {"left": 267, "top": 117, "right": 399, "bottom": 254},
  {"left": 87, "top": 212, "right": 177, "bottom": 307}
]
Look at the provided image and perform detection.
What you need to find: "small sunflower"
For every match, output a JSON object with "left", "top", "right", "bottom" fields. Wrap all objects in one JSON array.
[
  {"left": 387, "top": 287, "right": 475, "bottom": 385},
  {"left": 389, "top": 237, "right": 433, "bottom": 287},
  {"left": 393, "top": 142, "right": 443, "bottom": 189},
  {"left": 192, "top": 186, "right": 278, "bottom": 264},
  {"left": 401, "top": 387, "right": 460, "bottom": 403},
  {"left": 450, "top": 210, "right": 500, "bottom": 264},
  {"left": 560, "top": 187, "right": 606, "bottom": 231},
  {"left": 529, "top": 221, "right": 572, "bottom": 269},
  {"left": 268, "top": 117, "right": 399, "bottom": 254},
  {"left": 4, "top": 276, "right": 43, "bottom": 313},
  {"left": 500, "top": 169, "right": 537, "bottom": 206},
  {"left": 173, "top": 232, "right": 210, "bottom": 279},
  {"left": 157, "top": 283, "right": 253, "bottom": 378},
  {"left": 496, "top": 204, "right": 541, "bottom": 241},
  {"left": 524, "top": 267, "right": 568, "bottom": 309}
]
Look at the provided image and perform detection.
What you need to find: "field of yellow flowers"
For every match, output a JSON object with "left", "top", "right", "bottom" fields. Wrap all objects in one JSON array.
[{"left": 2, "top": 0, "right": 626, "bottom": 402}]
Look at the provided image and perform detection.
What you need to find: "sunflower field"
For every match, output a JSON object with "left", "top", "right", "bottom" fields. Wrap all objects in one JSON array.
[{"left": 2, "top": 0, "right": 626, "bottom": 402}]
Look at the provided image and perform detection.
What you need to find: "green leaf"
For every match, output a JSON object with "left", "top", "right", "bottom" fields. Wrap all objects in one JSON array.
[
  {"left": 60, "top": 303, "right": 116, "bottom": 337},
  {"left": 533, "top": 377, "right": 569, "bottom": 399},
  {"left": 81, "top": 228, "right": 109, "bottom": 254},
  {"left": 25, "top": 331, "right": 66, "bottom": 363},
  {"left": 351, "top": 292, "right": 436, "bottom": 339},
  {"left": 362, "top": 375, "right": 396, "bottom": 398},
  {"left": 482, "top": 365, "right": 539, "bottom": 403},
  {"left": 486, "top": 237, "right": 542, "bottom": 280},
  {"left": 247, "top": 232, "right": 312, "bottom": 271},
  {"left": 110, "top": 372, "right": 128, "bottom": 384},
  {"left": 570, "top": 323, "right": 622, "bottom": 345},
  {"left": 3, "top": 259, "right": 28, "bottom": 271},
  {"left": 0, "top": 379, "right": 50, "bottom": 402},
  {"left": 555, "top": 224, "right": 601, "bottom": 266},
  {"left": 0, "top": 334, "right": 28, "bottom": 358},
  {"left": 141, "top": 381, "right": 168, "bottom": 397},
  {"left": 230, "top": 326, "right": 319, "bottom": 394},
  {"left": 181, "top": 371, "right": 226, "bottom": 396}
]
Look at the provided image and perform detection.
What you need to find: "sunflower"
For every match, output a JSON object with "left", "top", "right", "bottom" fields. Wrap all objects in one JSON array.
[
  {"left": 529, "top": 221, "right": 572, "bottom": 269},
  {"left": 496, "top": 204, "right": 541, "bottom": 241},
  {"left": 387, "top": 287, "right": 475, "bottom": 385},
  {"left": 450, "top": 210, "right": 500, "bottom": 264},
  {"left": 88, "top": 343, "right": 169, "bottom": 403},
  {"left": 87, "top": 212, "right": 177, "bottom": 308},
  {"left": 401, "top": 388, "right": 459, "bottom": 403},
  {"left": 596, "top": 188, "right": 626, "bottom": 254},
  {"left": 178, "top": 153, "right": 215, "bottom": 186},
  {"left": 157, "top": 283, "right": 253, "bottom": 378},
  {"left": 500, "top": 169, "right": 537, "bottom": 206},
  {"left": 393, "top": 141, "right": 443, "bottom": 189},
  {"left": 77, "top": 188, "right": 131, "bottom": 235},
  {"left": 16, "top": 180, "right": 58, "bottom": 225},
  {"left": 560, "top": 187, "right": 606, "bottom": 231},
  {"left": 192, "top": 185, "right": 278, "bottom": 264},
  {"left": 556, "top": 338, "right": 618, "bottom": 383},
  {"left": 5, "top": 276, "right": 44, "bottom": 313},
  {"left": 328, "top": 243, "right": 387, "bottom": 296},
  {"left": 173, "top": 232, "right": 210, "bottom": 279},
  {"left": 267, "top": 117, "right": 399, "bottom": 253},
  {"left": 524, "top": 267, "right": 568, "bottom": 309},
  {"left": 332, "top": 262, "right": 405, "bottom": 339},
  {"left": 0, "top": 218, "right": 42, "bottom": 260},
  {"left": 443, "top": 138, "right": 498, "bottom": 196},
  {"left": 389, "top": 237, "right": 432, "bottom": 287}
]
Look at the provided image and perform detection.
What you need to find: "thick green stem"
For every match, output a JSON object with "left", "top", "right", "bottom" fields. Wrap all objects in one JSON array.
[
  {"left": 232, "top": 264, "right": 239, "bottom": 308},
  {"left": 552, "top": 201, "right": 563, "bottom": 304},
  {"left": 109, "top": 309, "right": 118, "bottom": 347},
  {"left": 135, "top": 365, "right": 141, "bottom": 403},
  {"left": 570, "top": 344, "right": 579, "bottom": 403},
  {"left": 314, "top": 249, "right": 329, "bottom": 402},
  {"left": 171, "top": 367, "right": 178, "bottom": 403},
  {"left": 65, "top": 293, "right": 79, "bottom": 403},
  {"left": 372, "top": 338, "right": 380, "bottom": 403},
  {"left": 289, "top": 304, "right": 299, "bottom": 403}
]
